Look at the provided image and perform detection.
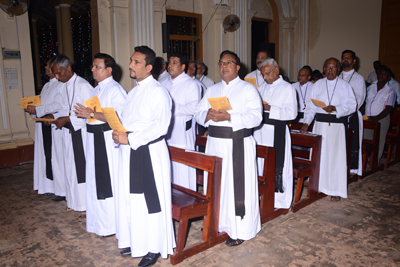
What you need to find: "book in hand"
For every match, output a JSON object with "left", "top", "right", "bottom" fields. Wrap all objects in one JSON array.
[
  {"left": 207, "top": 96, "right": 232, "bottom": 111},
  {"left": 102, "top": 107, "right": 127, "bottom": 132},
  {"left": 310, "top": 98, "right": 327, "bottom": 108},
  {"left": 244, "top": 77, "right": 257, "bottom": 89},
  {"left": 84, "top": 95, "right": 102, "bottom": 123},
  {"left": 29, "top": 117, "right": 57, "bottom": 122},
  {"left": 21, "top": 95, "right": 40, "bottom": 109}
]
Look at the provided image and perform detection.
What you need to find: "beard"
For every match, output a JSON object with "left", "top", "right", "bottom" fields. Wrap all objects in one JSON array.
[
  {"left": 195, "top": 74, "right": 202, "bottom": 79},
  {"left": 342, "top": 61, "right": 351, "bottom": 68}
]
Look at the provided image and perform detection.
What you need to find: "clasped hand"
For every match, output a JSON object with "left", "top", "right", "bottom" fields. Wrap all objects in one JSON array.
[{"left": 205, "top": 108, "right": 231, "bottom": 123}]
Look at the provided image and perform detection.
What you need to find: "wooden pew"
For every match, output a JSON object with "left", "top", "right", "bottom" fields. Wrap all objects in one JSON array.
[
  {"left": 360, "top": 120, "right": 384, "bottom": 179},
  {"left": 196, "top": 135, "right": 288, "bottom": 224},
  {"left": 385, "top": 111, "right": 400, "bottom": 169},
  {"left": 290, "top": 130, "right": 325, "bottom": 213},
  {"left": 169, "top": 146, "right": 228, "bottom": 265}
]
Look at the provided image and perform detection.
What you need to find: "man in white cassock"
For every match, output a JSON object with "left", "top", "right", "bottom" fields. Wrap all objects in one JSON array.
[
  {"left": 50, "top": 55, "right": 93, "bottom": 212},
  {"left": 300, "top": 58, "right": 357, "bottom": 201},
  {"left": 187, "top": 60, "right": 206, "bottom": 97},
  {"left": 244, "top": 50, "right": 269, "bottom": 89},
  {"left": 25, "top": 59, "right": 65, "bottom": 198},
  {"left": 112, "top": 46, "right": 175, "bottom": 267},
  {"left": 73, "top": 53, "right": 127, "bottom": 236},
  {"left": 340, "top": 50, "right": 366, "bottom": 176},
  {"left": 196, "top": 61, "right": 214, "bottom": 89},
  {"left": 253, "top": 58, "right": 297, "bottom": 209},
  {"left": 161, "top": 52, "right": 200, "bottom": 191},
  {"left": 292, "top": 66, "right": 314, "bottom": 123},
  {"left": 195, "top": 50, "right": 262, "bottom": 247},
  {"left": 154, "top": 57, "right": 170, "bottom": 82}
]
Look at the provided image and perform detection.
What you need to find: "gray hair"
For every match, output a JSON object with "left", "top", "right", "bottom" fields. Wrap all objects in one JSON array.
[
  {"left": 49, "top": 54, "right": 72, "bottom": 69},
  {"left": 196, "top": 61, "right": 206, "bottom": 69},
  {"left": 322, "top": 57, "right": 341, "bottom": 70},
  {"left": 259, "top": 58, "right": 278, "bottom": 68}
]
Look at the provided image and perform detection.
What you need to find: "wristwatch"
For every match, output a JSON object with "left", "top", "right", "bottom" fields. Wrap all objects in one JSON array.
[{"left": 89, "top": 112, "right": 95, "bottom": 119}]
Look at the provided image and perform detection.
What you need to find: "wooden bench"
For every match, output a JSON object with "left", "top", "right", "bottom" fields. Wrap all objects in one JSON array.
[
  {"left": 360, "top": 120, "right": 384, "bottom": 179},
  {"left": 169, "top": 146, "right": 228, "bottom": 265},
  {"left": 385, "top": 111, "right": 400, "bottom": 169},
  {"left": 290, "top": 130, "right": 325, "bottom": 213}
]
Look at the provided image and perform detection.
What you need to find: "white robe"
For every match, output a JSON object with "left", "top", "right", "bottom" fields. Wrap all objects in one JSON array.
[
  {"left": 85, "top": 76, "right": 127, "bottom": 236},
  {"left": 340, "top": 69, "right": 366, "bottom": 175},
  {"left": 303, "top": 77, "right": 357, "bottom": 198},
  {"left": 195, "top": 76, "right": 262, "bottom": 240},
  {"left": 119, "top": 75, "right": 175, "bottom": 258},
  {"left": 161, "top": 72, "right": 200, "bottom": 190},
  {"left": 33, "top": 78, "right": 63, "bottom": 194},
  {"left": 254, "top": 76, "right": 297, "bottom": 209},
  {"left": 245, "top": 69, "right": 266, "bottom": 89},
  {"left": 197, "top": 74, "right": 214, "bottom": 89},
  {"left": 192, "top": 75, "right": 206, "bottom": 97},
  {"left": 54, "top": 73, "right": 93, "bottom": 211},
  {"left": 158, "top": 70, "right": 170, "bottom": 83},
  {"left": 293, "top": 81, "right": 314, "bottom": 123}
]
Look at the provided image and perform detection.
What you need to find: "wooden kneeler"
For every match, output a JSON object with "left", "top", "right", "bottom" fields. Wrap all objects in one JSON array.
[
  {"left": 360, "top": 120, "right": 384, "bottom": 179},
  {"left": 169, "top": 146, "right": 228, "bottom": 265},
  {"left": 385, "top": 111, "right": 400, "bottom": 169}
]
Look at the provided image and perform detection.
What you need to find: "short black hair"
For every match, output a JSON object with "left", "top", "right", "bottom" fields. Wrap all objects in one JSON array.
[
  {"left": 219, "top": 50, "right": 241, "bottom": 66},
  {"left": 341, "top": 50, "right": 356, "bottom": 59},
  {"left": 185, "top": 60, "right": 197, "bottom": 74},
  {"left": 151, "top": 57, "right": 166, "bottom": 80},
  {"left": 169, "top": 52, "right": 188, "bottom": 69},
  {"left": 134, "top": 46, "right": 156, "bottom": 67},
  {"left": 301, "top": 65, "right": 312, "bottom": 76},
  {"left": 374, "top": 60, "right": 381, "bottom": 65},
  {"left": 323, "top": 57, "right": 341, "bottom": 71},
  {"left": 378, "top": 65, "right": 393, "bottom": 77},
  {"left": 94, "top": 53, "right": 116, "bottom": 74},
  {"left": 311, "top": 69, "right": 322, "bottom": 80}
]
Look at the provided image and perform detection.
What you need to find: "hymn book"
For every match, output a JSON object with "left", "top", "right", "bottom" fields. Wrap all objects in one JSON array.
[
  {"left": 311, "top": 98, "right": 327, "bottom": 108},
  {"left": 102, "top": 107, "right": 127, "bottom": 132},
  {"left": 21, "top": 95, "right": 40, "bottom": 109},
  {"left": 244, "top": 77, "right": 257, "bottom": 89},
  {"left": 208, "top": 96, "right": 232, "bottom": 111},
  {"left": 29, "top": 117, "right": 57, "bottom": 122},
  {"left": 84, "top": 95, "right": 102, "bottom": 123}
]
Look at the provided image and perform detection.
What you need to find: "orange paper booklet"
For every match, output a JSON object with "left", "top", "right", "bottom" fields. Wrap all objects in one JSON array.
[
  {"left": 84, "top": 95, "right": 102, "bottom": 123},
  {"left": 102, "top": 107, "right": 127, "bottom": 132},
  {"left": 311, "top": 98, "right": 327, "bottom": 108},
  {"left": 244, "top": 77, "right": 257, "bottom": 89},
  {"left": 363, "top": 115, "right": 368, "bottom": 120},
  {"left": 208, "top": 96, "right": 232, "bottom": 111},
  {"left": 262, "top": 101, "right": 268, "bottom": 105},
  {"left": 21, "top": 95, "right": 41, "bottom": 109},
  {"left": 29, "top": 117, "right": 57, "bottom": 122}
]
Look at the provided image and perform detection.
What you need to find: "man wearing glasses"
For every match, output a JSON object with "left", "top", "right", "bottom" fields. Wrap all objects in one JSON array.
[
  {"left": 253, "top": 58, "right": 297, "bottom": 210},
  {"left": 195, "top": 50, "right": 262, "bottom": 247}
]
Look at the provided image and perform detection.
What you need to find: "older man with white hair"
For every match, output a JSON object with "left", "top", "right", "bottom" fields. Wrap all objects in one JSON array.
[{"left": 253, "top": 58, "right": 297, "bottom": 209}]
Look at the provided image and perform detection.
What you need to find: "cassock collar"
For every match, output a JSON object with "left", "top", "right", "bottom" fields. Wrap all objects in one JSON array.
[
  {"left": 256, "top": 69, "right": 262, "bottom": 76},
  {"left": 66, "top": 73, "right": 78, "bottom": 85},
  {"left": 171, "top": 72, "right": 190, "bottom": 83},
  {"left": 271, "top": 75, "right": 283, "bottom": 86},
  {"left": 222, "top": 75, "right": 240, "bottom": 86},
  {"left": 137, "top": 74, "right": 154, "bottom": 87},
  {"left": 342, "top": 69, "right": 355, "bottom": 75},
  {"left": 98, "top": 76, "right": 113, "bottom": 89},
  {"left": 300, "top": 81, "right": 311, "bottom": 88},
  {"left": 326, "top": 77, "right": 338, "bottom": 84},
  {"left": 49, "top": 77, "right": 57, "bottom": 83}
]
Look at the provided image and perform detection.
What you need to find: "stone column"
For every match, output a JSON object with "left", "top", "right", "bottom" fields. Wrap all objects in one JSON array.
[
  {"left": 54, "top": 6, "right": 63, "bottom": 54},
  {"left": 281, "top": 17, "right": 297, "bottom": 81},
  {"left": 30, "top": 14, "right": 42, "bottom": 92},
  {"left": 297, "top": 0, "right": 309, "bottom": 71},
  {"left": 59, "top": 0, "right": 75, "bottom": 63},
  {"left": 153, "top": 0, "right": 166, "bottom": 57},
  {"left": 234, "top": 0, "right": 249, "bottom": 72}
]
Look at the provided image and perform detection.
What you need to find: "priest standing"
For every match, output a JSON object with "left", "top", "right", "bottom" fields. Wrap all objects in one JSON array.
[
  {"left": 112, "top": 46, "right": 175, "bottom": 267},
  {"left": 195, "top": 50, "right": 262, "bottom": 247},
  {"left": 300, "top": 58, "right": 357, "bottom": 201},
  {"left": 292, "top": 66, "right": 314, "bottom": 123},
  {"left": 245, "top": 50, "right": 269, "bottom": 89}
]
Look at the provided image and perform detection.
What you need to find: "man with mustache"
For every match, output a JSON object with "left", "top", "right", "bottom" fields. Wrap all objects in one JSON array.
[
  {"left": 245, "top": 50, "right": 269, "bottom": 89},
  {"left": 292, "top": 65, "right": 314, "bottom": 123}
]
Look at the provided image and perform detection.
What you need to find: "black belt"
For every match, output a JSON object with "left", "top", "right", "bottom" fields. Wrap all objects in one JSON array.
[
  {"left": 87, "top": 123, "right": 113, "bottom": 200},
  {"left": 130, "top": 136, "right": 164, "bottom": 214},
  {"left": 63, "top": 121, "right": 86, "bottom": 184},
  {"left": 41, "top": 122, "right": 53, "bottom": 181},
  {"left": 315, "top": 113, "right": 349, "bottom": 165},
  {"left": 186, "top": 119, "right": 192, "bottom": 131},
  {"left": 262, "top": 112, "right": 288, "bottom": 193},
  {"left": 208, "top": 125, "right": 253, "bottom": 219},
  {"left": 348, "top": 112, "right": 360, "bottom": 169}
]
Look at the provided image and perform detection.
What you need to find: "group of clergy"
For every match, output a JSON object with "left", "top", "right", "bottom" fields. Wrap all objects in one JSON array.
[{"left": 26, "top": 45, "right": 397, "bottom": 266}]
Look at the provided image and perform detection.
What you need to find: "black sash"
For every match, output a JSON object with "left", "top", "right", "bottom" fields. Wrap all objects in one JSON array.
[
  {"left": 87, "top": 123, "right": 113, "bottom": 200},
  {"left": 41, "top": 122, "right": 53, "bottom": 181},
  {"left": 63, "top": 121, "right": 86, "bottom": 183},
  {"left": 348, "top": 112, "right": 360, "bottom": 169},
  {"left": 186, "top": 119, "right": 192, "bottom": 131},
  {"left": 130, "top": 136, "right": 164, "bottom": 214},
  {"left": 315, "top": 113, "right": 349, "bottom": 165},
  {"left": 208, "top": 125, "right": 252, "bottom": 219},
  {"left": 262, "top": 112, "right": 288, "bottom": 193}
]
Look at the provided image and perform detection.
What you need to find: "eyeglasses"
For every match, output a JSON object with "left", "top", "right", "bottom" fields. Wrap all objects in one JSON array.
[
  {"left": 218, "top": 61, "right": 237, "bottom": 67},
  {"left": 263, "top": 66, "right": 277, "bottom": 76}
]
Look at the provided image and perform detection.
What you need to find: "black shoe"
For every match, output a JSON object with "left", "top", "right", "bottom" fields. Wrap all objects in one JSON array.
[
  {"left": 52, "top": 196, "right": 66, "bottom": 201},
  {"left": 44, "top": 193, "right": 53, "bottom": 196},
  {"left": 138, "top": 252, "right": 160, "bottom": 267},
  {"left": 120, "top": 247, "right": 131, "bottom": 255}
]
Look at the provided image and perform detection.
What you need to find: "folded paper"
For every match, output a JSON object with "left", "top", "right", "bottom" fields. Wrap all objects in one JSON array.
[
  {"left": 208, "top": 96, "right": 232, "bottom": 111},
  {"left": 102, "top": 107, "right": 127, "bottom": 132}
]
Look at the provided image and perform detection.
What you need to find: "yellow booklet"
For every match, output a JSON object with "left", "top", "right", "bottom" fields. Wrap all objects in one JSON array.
[
  {"left": 102, "top": 107, "right": 127, "bottom": 132},
  {"left": 84, "top": 95, "right": 102, "bottom": 123},
  {"left": 21, "top": 95, "right": 41, "bottom": 109},
  {"left": 244, "top": 77, "right": 257, "bottom": 89},
  {"left": 311, "top": 98, "right": 327, "bottom": 108},
  {"left": 208, "top": 96, "right": 232, "bottom": 111},
  {"left": 262, "top": 101, "right": 268, "bottom": 105},
  {"left": 29, "top": 117, "right": 57, "bottom": 122},
  {"left": 363, "top": 115, "right": 368, "bottom": 120}
]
